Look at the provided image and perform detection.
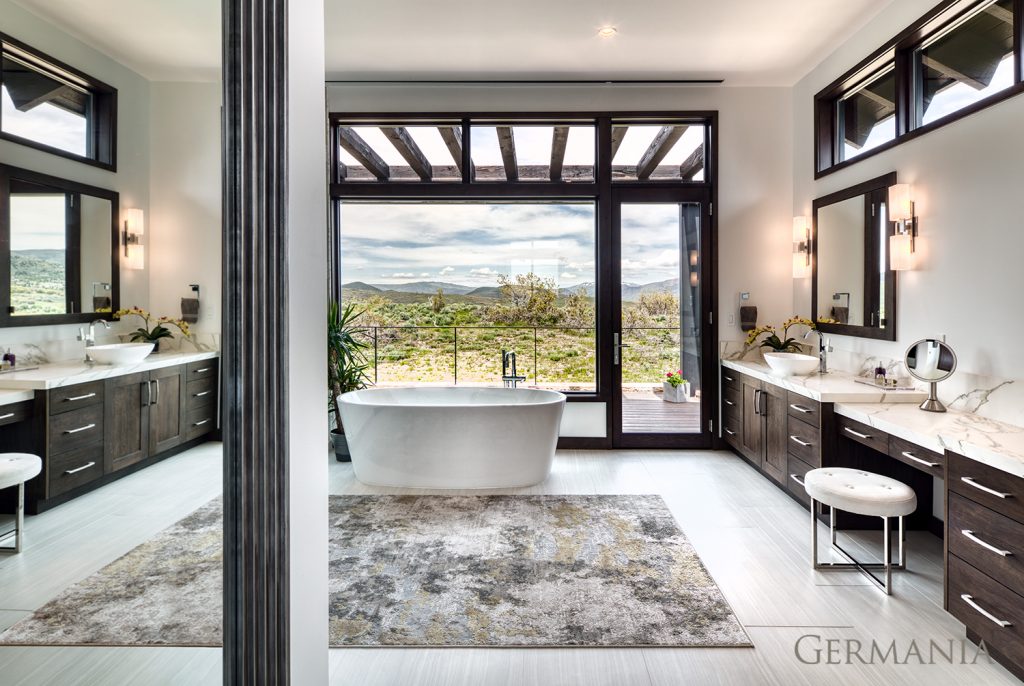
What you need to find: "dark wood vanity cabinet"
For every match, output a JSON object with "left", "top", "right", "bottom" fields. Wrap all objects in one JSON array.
[
  {"left": 149, "top": 365, "right": 187, "bottom": 454},
  {"left": 722, "top": 367, "right": 788, "bottom": 485}
]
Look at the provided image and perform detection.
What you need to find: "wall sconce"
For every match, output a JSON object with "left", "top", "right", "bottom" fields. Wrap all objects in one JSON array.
[
  {"left": 792, "top": 215, "right": 811, "bottom": 278},
  {"left": 122, "top": 208, "right": 145, "bottom": 270},
  {"left": 888, "top": 183, "right": 917, "bottom": 271}
]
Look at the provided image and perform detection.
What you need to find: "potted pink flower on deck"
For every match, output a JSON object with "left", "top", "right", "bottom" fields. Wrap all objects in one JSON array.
[{"left": 662, "top": 370, "right": 690, "bottom": 403}]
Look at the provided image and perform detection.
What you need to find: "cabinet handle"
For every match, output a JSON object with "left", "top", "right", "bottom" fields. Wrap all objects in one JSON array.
[
  {"left": 142, "top": 381, "right": 152, "bottom": 406},
  {"left": 194, "top": 367, "right": 211, "bottom": 374},
  {"left": 63, "top": 423, "right": 96, "bottom": 435},
  {"left": 789, "top": 403, "right": 813, "bottom": 414},
  {"left": 789, "top": 435, "right": 813, "bottom": 447},
  {"left": 790, "top": 473, "right": 806, "bottom": 487},
  {"left": 724, "top": 427, "right": 737, "bottom": 436},
  {"left": 723, "top": 399, "right": 735, "bottom": 407},
  {"left": 150, "top": 379, "right": 161, "bottom": 406},
  {"left": 753, "top": 389, "right": 762, "bottom": 415},
  {"left": 193, "top": 419, "right": 211, "bottom": 427},
  {"left": 63, "top": 392, "right": 96, "bottom": 402},
  {"left": 960, "top": 594, "right": 1013, "bottom": 628},
  {"left": 900, "top": 451, "right": 939, "bottom": 468},
  {"left": 0, "top": 412, "right": 14, "bottom": 420},
  {"left": 961, "top": 477, "right": 1012, "bottom": 499},
  {"left": 194, "top": 390, "right": 211, "bottom": 398},
  {"left": 843, "top": 427, "right": 872, "bottom": 440},
  {"left": 724, "top": 374, "right": 735, "bottom": 382},
  {"left": 961, "top": 529, "right": 1012, "bottom": 557},
  {"left": 64, "top": 461, "right": 96, "bottom": 475}
]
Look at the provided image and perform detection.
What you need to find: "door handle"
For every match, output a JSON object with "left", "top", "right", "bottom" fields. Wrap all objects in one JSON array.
[{"left": 612, "top": 332, "right": 630, "bottom": 366}]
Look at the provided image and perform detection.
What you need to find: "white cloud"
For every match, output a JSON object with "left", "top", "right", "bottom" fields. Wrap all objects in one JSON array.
[
  {"left": 439, "top": 266, "right": 455, "bottom": 276},
  {"left": 419, "top": 272, "right": 430, "bottom": 277},
  {"left": 390, "top": 272, "right": 415, "bottom": 278},
  {"left": 470, "top": 267, "right": 498, "bottom": 276},
  {"left": 561, "top": 272, "right": 577, "bottom": 279}
]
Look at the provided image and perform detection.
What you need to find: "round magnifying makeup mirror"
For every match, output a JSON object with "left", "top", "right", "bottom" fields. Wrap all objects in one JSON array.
[{"left": 904, "top": 338, "right": 957, "bottom": 413}]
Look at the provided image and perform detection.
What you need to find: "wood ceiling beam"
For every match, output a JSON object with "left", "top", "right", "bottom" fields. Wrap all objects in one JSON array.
[
  {"left": 636, "top": 125, "right": 688, "bottom": 180},
  {"left": 439, "top": 126, "right": 470, "bottom": 174},
  {"left": 496, "top": 126, "right": 518, "bottom": 181},
  {"left": 985, "top": 3, "right": 1013, "bottom": 24},
  {"left": 380, "top": 126, "right": 433, "bottom": 181},
  {"left": 678, "top": 146, "right": 705, "bottom": 181},
  {"left": 921, "top": 55, "right": 986, "bottom": 91},
  {"left": 339, "top": 127, "right": 390, "bottom": 181},
  {"left": 610, "top": 126, "right": 627, "bottom": 159},
  {"left": 550, "top": 126, "right": 569, "bottom": 181}
]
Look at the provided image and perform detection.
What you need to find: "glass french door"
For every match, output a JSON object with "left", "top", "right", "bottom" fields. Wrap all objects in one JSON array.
[{"left": 611, "top": 188, "right": 713, "bottom": 448}]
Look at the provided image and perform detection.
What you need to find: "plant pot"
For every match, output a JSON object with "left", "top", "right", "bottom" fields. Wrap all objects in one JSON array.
[
  {"left": 662, "top": 381, "right": 690, "bottom": 403},
  {"left": 331, "top": 429, "right": 351, "bottom": 462}
]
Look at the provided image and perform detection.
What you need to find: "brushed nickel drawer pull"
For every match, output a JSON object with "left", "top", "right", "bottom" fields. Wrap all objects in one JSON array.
[
  {"left": 960, "top": 594, "right": 1012, "bottom": 628},
  {"left": 961, "top": 476, "right": 1012, "bottom": 499},
  {"left": 194, "top": 367, "right": 211, "bottom": 374},
  {"left": 901, "top": 451, "right": 939, "bottom": 468},
  {"left": 64, "top": 392, "right": 97, "bottom": 402},
  {"left": 194, "top": 390, "right": 211, "bottom": 397},
  {"left": 790, "top": 404, "right": 813, "bottom": 414},
  {"left": 789, "top": 435, "right": 813, "bottom": 447},
  {"left": 790, "top": 474, "right": 806, "bottom": 487},
  {"left": 843, "top": 427, "right": 872, "bottom": 440},
  {"left": 723, "top": 374, "right": 734, "bottom": 382},
  {"left": 63, "top": 423, "right": 96, "bottom": 435},
  {"left": 193, "top": 419, "right": 211, "bottom": 427},
  {"left": 0, "top": 412, "right": 14, "bottom": 420},
  {"left": 723, "top": 427, "right": 737, "bottom": 436},
  {"left": 961, "top": 529, "right": 1012, "bottom": 557},
  {"left": 724, "top": 399, "right": 735, "bottom": 406},
  {"left": 64, "top": 461, "right": 96, "bottom": 475}
]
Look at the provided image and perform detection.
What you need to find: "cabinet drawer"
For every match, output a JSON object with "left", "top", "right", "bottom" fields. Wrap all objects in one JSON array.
[
  {"left": 786, "top": 392, "right": 820, "bottom": 426},
  {"left": 722, "top": 413, "right": 740, "bottom": 447},
  {"left": 888, "top": 434, "right": 944, "bottom": 479},
  {"left": 787, "top": 453, "right": 815, "bottom": 506},
  {"left": 186, "top": 377, "right": 217, "bottom": 410},
  {"left": 186, "top": 404, "right": 217, "bottom": 441},
  {"left": 0, "top": 400, "right": 33, "bottom": 427},
  {"left": 722, "top": 386, "right": 740, "bottom": 419},
  {"left": 836, "top": 414, "right": 888, "bottom": 454},
  {"left": 949, "top": 451, "right": 1024, "bottom": 524},
  {"left": 49, "top": 381, "right": 104, "bottom": 415},
  {"left": 48, "top": 443, "right": 104, "bottom": 497},
  {"left": 787, "top": 418, "right": 820, "bottom": 466},
  {"left": 186, "top": 359, "right": 218, "bottom": 381},
  {"left": 949, "top": 492, "right": 1024, "bottom": 594},
  {"left": 947, "top": 554, "right": 1024, "bottom": 668},
  {"left": 49, "top": 404, "right": 104, "bottom": 454},
  {"left": 721, "top": 366, "right": 739, "bottom": 391}
]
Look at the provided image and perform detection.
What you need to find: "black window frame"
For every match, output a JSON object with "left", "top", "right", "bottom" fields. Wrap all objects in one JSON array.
[
  {"left": 815, "top": 0, "right": 1024, "bottom": 178},
  {"left": 0, "top": 32, "right": 118, "bottom": 171}
]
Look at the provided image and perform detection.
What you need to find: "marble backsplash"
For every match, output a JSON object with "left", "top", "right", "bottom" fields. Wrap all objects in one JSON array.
[
  {"left": 720, "top": 340, "right": 1022, "bottom": 429},
  {"left": 1, "top": 332, "right": 219, "bottom": 367}
]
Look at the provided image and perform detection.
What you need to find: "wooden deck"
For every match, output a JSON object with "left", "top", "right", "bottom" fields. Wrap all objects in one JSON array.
[{"left": 621, "top": 391, "right": 701, "bottom": 433}]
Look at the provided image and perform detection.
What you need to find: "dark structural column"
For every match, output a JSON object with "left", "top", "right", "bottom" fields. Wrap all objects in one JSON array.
[{"left": 222, "top": 0, "right": 290, "bottom": 682}]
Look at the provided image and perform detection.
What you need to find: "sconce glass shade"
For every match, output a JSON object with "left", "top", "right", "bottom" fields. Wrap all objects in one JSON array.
[
  {"left": 792, "top": 215, "right": 811, "bottom": 278},
  {"left": 888, "top": 184, "right": 914, "bottom": 222},
  {"left": 792, "top": 215, "right": 809, "bottom": 242},
  {"left": 890, "top": 232, "right": 915, "bottom": 271},
  {"left": 123, "top": 207, "right": 145, "bottom": 270}
]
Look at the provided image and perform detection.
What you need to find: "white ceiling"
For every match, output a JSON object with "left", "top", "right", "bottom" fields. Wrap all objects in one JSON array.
[{"left": 12, "top": 0, "right": 894, "bottom": 85}]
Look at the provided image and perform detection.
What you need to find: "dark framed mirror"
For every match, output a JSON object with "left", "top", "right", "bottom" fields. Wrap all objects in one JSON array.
[
  {"left": 0, "top": 163, "right": 120, "bottom": 326},
  {"left": 812, "top": 171, "right": 897, "bottom": 341}
]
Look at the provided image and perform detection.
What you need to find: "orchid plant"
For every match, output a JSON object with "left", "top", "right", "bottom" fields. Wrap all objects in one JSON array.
[
  {"left": 114, "top": 307, "right": 191, "bottom": 344},
  {"left": 745, "top": 316, "right": 815, "bottom": 353}
]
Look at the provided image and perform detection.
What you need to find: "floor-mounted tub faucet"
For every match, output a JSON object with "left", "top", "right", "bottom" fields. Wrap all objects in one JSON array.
[
  {"left": 78, "top": 319, "right": 111, "bottom": 363},
  {"left": 501, "top": 349, "right": 526, "bottom": 388},
  {"left": 804, "top": 329, "right": 832, "bottom": 374}
]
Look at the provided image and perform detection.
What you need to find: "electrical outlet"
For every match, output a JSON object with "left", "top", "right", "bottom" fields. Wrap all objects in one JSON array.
[{"left": 727, "top": 314, "right": 735, "bottom": 325}]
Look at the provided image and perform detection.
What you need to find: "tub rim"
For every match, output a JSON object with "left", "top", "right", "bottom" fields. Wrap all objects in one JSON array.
[{"left": 339, "top": 386, "right": 566, "bottom": 409}]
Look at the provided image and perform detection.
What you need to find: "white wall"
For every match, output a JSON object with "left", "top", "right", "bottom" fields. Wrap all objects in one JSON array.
[
  {"left": 148, "top": 82, "right": 222, "bottom": 334},
  {"left": 792, "top": 0, "right": 1024, "bottom": 384},
  {"left": 0, "top": 0, "right": 151, "bottom": 348}
]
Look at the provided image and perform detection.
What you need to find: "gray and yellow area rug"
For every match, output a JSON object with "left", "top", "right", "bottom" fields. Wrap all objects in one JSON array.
[{"left": 1, "top": 494, "right": 749, "bottom": 648}]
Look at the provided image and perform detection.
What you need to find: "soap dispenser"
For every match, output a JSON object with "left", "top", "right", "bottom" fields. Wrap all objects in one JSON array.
[{"left": 2, "top": 348, "right": 14, "bottom": 368}]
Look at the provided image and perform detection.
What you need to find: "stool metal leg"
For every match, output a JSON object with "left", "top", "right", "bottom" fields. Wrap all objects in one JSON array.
[
  {"left": 0, "top": 482, "right": 25, "bottom": 555},
  {"left": 883, "top": 516, "right": 892, "bottom": 595},
  {"left": 809, "top": 503, "right": 906, "bottom": 594}
]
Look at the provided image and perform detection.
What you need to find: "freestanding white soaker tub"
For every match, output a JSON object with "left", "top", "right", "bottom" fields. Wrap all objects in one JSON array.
[{"left": 338, "top": 387, "right": 566, "bottom": 489}]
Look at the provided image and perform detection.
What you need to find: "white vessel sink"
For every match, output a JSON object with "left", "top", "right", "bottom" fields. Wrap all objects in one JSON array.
[
  {"left": 86, "top": 342, "right": 155, "bottom": 365},
  {"left": 763, "top": 352, "right": 819, "bottom": 377}
]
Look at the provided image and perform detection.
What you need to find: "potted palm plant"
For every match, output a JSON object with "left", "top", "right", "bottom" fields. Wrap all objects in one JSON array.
[{"left": 328, "top": 301, "right": 371, "bottom": 462}]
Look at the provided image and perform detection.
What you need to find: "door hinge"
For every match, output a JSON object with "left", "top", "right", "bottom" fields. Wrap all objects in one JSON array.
[
  {"left": 708, "top": 312, "right": 713, "bottom": 325},
  {"left": 708, "top": 419, "right": 713, "bottom": 433},
  {"left": 709, "top": 203, "right": 713, "bottom": 216}
]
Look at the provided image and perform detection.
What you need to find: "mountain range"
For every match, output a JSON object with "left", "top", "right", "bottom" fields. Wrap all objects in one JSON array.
[{"left": 344, "top": 277, "right": 680, "bottom": 302}]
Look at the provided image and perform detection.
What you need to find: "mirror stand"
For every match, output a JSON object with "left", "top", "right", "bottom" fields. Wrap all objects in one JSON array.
[{"left": 920, "top": 382, "right": 947, "bottom": 413}]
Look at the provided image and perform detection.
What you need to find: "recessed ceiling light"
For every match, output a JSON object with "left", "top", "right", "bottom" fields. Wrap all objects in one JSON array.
[{"left": 597, "top": 26, "right": 618, "bottom": 38}]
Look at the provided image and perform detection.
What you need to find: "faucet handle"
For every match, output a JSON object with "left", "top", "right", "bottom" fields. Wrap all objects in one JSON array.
[{"left": 77, "top": 327, "right": 86, "bottom": 342}]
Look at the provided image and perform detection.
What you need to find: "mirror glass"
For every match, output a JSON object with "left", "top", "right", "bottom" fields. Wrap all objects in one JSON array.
[
  {"left": 812, "top": 172, "right": 897, "bottom": 341},
  {"left": 905, "top": 339, "right": 957, "bottom": 382},
  {"left": 2, "top": 165, "right": 117, "bottom": 324}
]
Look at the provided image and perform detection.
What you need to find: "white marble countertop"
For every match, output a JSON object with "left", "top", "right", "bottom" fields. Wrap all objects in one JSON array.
[
  {"left": 835, "top": 402, "right": 1024, "bottom": 479},
  {"left": 0, "top": 351, "right": 218, "bottom": 391},
  {"left": 0, "top": 388, "right": 34, "bottom": 407},
  {"left": 721, "top": 359, "right": 928, "bottom": 404}
]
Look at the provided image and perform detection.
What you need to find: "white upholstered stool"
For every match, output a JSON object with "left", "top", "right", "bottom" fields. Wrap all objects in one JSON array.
[
  {"left": 0, "top": 453, "right": 42, "bottom": 554},
  {"left": 801, "top": 467, "right": 917, "bottom": 595}
]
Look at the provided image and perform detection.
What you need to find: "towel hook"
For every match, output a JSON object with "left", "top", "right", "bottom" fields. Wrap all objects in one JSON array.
[{"left": 190, "top": 284, "right": 200, "bottom": 301}]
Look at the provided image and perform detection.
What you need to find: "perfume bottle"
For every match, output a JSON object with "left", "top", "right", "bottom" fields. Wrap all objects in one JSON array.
[
  {"left": 874, "top": 365, "right": 886, "bottom": 386},
  {"left": 1, "top": 348, "right": 14, "bottom": 368}
]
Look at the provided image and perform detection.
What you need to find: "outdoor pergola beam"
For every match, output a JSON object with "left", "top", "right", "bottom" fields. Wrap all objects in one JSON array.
[
  {"left": 985, "top": 3, "right": 1013, "bottom": 24},
  {"left": 921, "top": 55, "right": 987, "bottom": 91},
  {"left": 496, "top": 126, "right": 518, "bottom": 181},
  {"left": 678, "top": 146, "right": 705, "bottom": 181},
  {"left": 636, "top": 125, "right": 688, "bottom": 180},
  {"left": 439, "top": 126, "right": 470, "bottom": 174},
  {"left": 857, "top": 87, "right": 895, "bottom": 109},
  {"left": 339, "top": 127, "right": 390, "bottom": 181},
  {"left": 610, "top": 126, "right": 627, "bottom": 159},
  {"left": 550, "top": 126, "right": 569, "bottom": 181},
  {"left": 338, "top": 162, "right": 348, "bottom": 181},
  {"left": 380, "top": 126, "right": 432, "bottom": 181}
]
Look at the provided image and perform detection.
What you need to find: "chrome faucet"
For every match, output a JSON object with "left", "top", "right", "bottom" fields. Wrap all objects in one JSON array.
[
  {"left": 501, "top": 349, "right": 526, "bottom": 388},
  {"left": 804, "top": 329, "right": 833, "bottom": 374},
  {"left": 78, "top": 319, "right": 111, "bottom": 363}
]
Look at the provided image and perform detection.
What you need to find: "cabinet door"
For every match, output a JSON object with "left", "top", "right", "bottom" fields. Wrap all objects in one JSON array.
[
  {"left": 104, "top": 372, "right": 150, "bottom": 472},
  {"left": 762, "top": 383, "right": 787, "bottom": 484},
  {"left": 150, "top": 365, "right": 187, "bottom": 454},
  {"left": 740, "top": 378, "right": 764, "bottom": 465}
]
